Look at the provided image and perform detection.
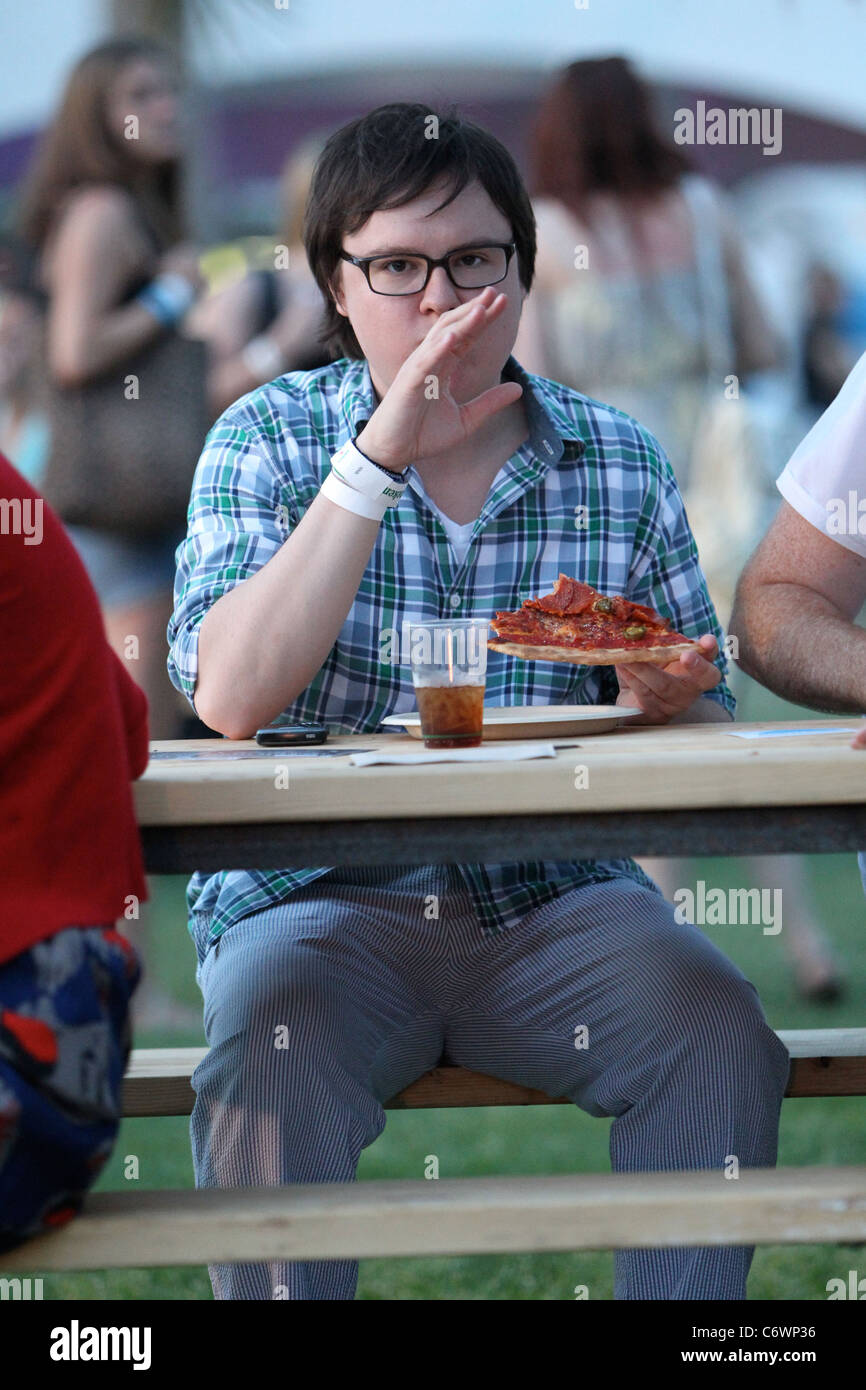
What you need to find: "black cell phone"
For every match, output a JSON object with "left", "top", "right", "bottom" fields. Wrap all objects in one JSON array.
[{"left": 255, "top": 722, "right": 329, "bottom": 746}]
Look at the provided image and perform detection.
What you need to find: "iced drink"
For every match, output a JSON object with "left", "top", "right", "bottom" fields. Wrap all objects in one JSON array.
[
  {"left": 408, "top": 619, "right": 489, "bottom": 750},
  {"left": 414, "top": 681, "right": 485, "bottom": 748}
]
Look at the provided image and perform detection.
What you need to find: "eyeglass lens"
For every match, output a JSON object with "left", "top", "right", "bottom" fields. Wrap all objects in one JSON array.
[{"left": 367, "top": 246, "right": 508, "bottom": 294}]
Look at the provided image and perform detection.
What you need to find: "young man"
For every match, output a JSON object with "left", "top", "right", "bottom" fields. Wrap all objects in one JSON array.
[
  {"left": 167, "top": 103, "right": 790, "bottom": 1301},
  {"left": 731, "top": 346, "right": 866, "bottom": 888}
]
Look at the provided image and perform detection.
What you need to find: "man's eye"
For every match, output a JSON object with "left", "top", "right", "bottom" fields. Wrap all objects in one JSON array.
[
  {"left": 381, "top": 259, "right": 414, "bottom": 274},
  {"left": 454, "top": 251, "right": 489, "bottom": 267}
]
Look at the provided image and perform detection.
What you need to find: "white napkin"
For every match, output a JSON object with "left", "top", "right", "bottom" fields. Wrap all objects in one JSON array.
[
  {"left": 349, "top": 741, "right": 559, "bottom": 766},
  {"left": 724, "top": 727, "right": 856, "bottom": 739}
]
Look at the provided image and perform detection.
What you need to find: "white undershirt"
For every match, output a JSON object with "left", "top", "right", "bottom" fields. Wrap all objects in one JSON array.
[
  {"left": 408, "top": 473, "right": 479, "bottom": 565},
  {"left": 431, "top": 508, "right": 477, "bottom": 565}
]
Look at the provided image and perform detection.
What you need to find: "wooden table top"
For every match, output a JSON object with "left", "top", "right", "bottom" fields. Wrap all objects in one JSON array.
[{"left": 136, "top": 719, "right": 866, "bottom": 828}]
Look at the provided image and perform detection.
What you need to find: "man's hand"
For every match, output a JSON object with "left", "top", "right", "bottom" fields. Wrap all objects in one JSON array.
[
  {"left": 354, "top": 286, "right": 523, "bottom": 472},
  {"left": 851, "top": 726, "right": 866, "bottom": 750},
  {"left": 614, "top": 635, "right": 722, "bottom": 724}
]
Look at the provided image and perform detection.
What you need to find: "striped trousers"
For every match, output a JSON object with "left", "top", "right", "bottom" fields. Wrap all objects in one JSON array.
[{"left": 188, "top": 864, "right": 790, "bottom": 1300}]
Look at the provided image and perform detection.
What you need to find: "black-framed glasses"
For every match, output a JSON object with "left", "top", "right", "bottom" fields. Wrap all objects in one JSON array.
[{"left": 338, "top": 241, "right": 516, "bottom": 296}]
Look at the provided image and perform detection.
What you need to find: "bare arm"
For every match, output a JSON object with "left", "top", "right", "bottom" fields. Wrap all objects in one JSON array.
[
  {"left": 730, "top": 499, "right": 866, "bottom": 711},
  {"left": 44, "top": 188, "right": 171, "bottom": 387},
  {"left": 205, "top": 276, "right": 325, "bottom": 418},
  {"left": 193, "top": 494, "right": 380, "bottom": 739}
]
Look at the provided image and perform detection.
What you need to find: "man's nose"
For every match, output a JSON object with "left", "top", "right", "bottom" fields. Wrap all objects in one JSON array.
[{"left": 419, "top": 265, "right": 462, "bottom": 313}]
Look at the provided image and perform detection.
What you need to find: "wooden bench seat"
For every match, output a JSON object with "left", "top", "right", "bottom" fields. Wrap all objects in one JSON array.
[
  {"left": 2, "top": 1028, "right": 862, "bottom": 1276},
  {"left": 4, "top": 1165, "right": 866, "bottom": 1272},
  {"left": 122, "top": 1029, "right": 866, "bottom": 1117}
]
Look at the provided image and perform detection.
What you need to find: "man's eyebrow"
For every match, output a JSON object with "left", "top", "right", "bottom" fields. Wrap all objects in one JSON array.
[{"left": 353, "top": 238, "right": 505, "bottom": 258}]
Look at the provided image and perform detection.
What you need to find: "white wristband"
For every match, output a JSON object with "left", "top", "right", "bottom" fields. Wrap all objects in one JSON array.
[
  {"left": 320, "top": 469, "right": 388, "bottom": 521},
  {"left": 329, "top": 436, "right": 408, "bottom": 504}
]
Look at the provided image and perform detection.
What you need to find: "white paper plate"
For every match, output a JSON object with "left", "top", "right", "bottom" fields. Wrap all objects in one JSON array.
[{"left": 381, "top": 704, "right": 643, "bottom": 741}]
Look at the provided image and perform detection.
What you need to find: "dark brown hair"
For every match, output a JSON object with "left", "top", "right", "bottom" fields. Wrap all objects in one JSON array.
[
  {"left": 529, "top": 56, "right": 691, "bottom": 217},
  {"left": 17, "top": 36, "right": 184, "bottom": 252},
  {"left": 303, "top": 102, "right": 536, "bottom": 360}
]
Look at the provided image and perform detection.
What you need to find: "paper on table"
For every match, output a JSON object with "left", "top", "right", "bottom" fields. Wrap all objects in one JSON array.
[
  {"left": 148, "top": 748, "right": 375, "bottom": 760},
  {"left": 349, "top": 741, "right": 559, "bottom": 766},
  {"left": 724, "top": 727, "right": 858, "bottom": 740}
]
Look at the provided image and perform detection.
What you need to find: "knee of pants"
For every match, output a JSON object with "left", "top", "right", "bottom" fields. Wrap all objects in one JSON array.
[
  {"left": 593, "top": 890, "right": 787, "bottom": 1072},
  {"left": 638, "top": 951, "right": 790, "bottom": 1091},
  {"left": 201, "top": 932, "right": 370, "bottom": 1077}
]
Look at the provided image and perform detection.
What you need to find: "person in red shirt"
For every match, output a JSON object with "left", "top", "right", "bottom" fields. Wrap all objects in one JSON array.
[{"left": 0, "top": 449, "right": 148, "bottom": 1250}]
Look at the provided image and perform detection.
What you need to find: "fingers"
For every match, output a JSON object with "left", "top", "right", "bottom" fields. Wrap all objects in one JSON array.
[
  {"left": 851, "top": 727, "right": 866, "bottom": 749},
  {"left": 695, "top": 634, "right": 719, "bottom": 660},
  {"left": 460, "top": 380, "right": 524, "bottom": 435},
  {"left": 417, "top": 289, "right": 508, "bottom": 373},
  {"left": 624, "top": 653, "right": 720, "bottom": 699},
  {"left": 614, "top": 650, "right": 721, "bottom": 721}
]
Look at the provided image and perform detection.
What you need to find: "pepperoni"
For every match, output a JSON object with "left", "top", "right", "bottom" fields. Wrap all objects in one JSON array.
[
  {"left": 525, "top": 574, "right": 595, "bottom": 615},
  {"left": 490, "top": 575, "right": 686, "bottom": 648}
]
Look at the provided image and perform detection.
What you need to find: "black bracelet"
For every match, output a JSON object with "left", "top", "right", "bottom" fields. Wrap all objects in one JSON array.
[{"left": 353, "top": 435, "right": 409, "bottom": 479}]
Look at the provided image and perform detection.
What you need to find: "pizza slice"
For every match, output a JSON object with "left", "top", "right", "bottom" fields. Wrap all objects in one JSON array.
[{"left": 487, "top": 574, "right": 702, "bottom": 665}]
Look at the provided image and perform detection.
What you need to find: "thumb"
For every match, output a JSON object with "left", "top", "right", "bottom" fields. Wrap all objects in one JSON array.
[{"left": 458, "top": 381, "right": 523, "bottom": 436}]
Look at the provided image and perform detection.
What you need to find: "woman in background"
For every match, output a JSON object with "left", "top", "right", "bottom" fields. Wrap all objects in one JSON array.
[
  {"left": 516, "top": 56, "right": 778, "bottom": 499},
  {"left": 17, "top": 35, "right": 206, "bottom": 742},
  {"left": 515, "top": 57, "right": 843, "bottom": 1001}
]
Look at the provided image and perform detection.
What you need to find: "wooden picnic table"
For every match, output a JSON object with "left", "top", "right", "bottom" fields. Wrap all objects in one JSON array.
[
  {"left": 136, "top": 718, "right": 866, "bottom": 872},
  {"left": 5, "top": 715, "right": 865, "bottom": 1277}
]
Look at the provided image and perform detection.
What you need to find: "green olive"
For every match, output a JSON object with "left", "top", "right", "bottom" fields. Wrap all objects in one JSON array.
[
  {"left": 624, "top": 624, "right": 646, "bottom": 639},
  {"left": 593, "top": 596, "right": 614, "bottom": 613}
]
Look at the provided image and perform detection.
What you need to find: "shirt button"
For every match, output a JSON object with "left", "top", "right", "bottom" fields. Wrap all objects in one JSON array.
[{"left": 449, "top": 593, "right": 461, "bottom": 609}]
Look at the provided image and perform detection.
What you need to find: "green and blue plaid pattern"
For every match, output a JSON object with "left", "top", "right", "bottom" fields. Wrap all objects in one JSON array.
[{"left": 167, "top": 353, "right": 734, "bottom": 946}]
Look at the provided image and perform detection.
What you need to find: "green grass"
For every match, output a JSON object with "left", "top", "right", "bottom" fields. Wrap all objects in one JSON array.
[{"left": 22, "top": 672, "right": 866, "bottom": 1300}]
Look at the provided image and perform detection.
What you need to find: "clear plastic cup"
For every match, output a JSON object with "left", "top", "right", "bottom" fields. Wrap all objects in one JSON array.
[{"left": 408, "top": 619, "right": 489, "bottom": 749}]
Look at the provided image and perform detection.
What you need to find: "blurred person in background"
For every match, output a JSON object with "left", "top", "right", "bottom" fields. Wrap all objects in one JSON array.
[
  {"left": 515, "top": 57, "right": 779, "bottom": 504},
  {"left": 187, "top": 132, "right": 334, "bottom": 416},
  {"left": 802, "top": 262, "right": 859, "bottom": 412},
  {"left": 514, "top": 56, "right": 843, "bottom": 1000},
  {"left": 0, "top": 237, "right": 48, "bottom": 487},
  {"left": 0, "top": 449, "right": 145, "bottom": 1253},
  {"left": 16, "top": 35, "right": 208, "bottom": 743}
]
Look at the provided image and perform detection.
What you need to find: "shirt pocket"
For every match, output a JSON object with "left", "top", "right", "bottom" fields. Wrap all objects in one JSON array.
[{"left": 513, "top": 507, "right": 595, "bottom": 605}]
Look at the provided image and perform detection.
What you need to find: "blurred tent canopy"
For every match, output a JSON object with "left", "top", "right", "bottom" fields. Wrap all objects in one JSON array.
[{"left": 2, "top": 0, "right": 864, "bottom": 244}]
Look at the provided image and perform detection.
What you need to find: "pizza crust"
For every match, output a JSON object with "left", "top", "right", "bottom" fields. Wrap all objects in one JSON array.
[{"left": 487, "top": 638, "right": 702, "bottom": 666}]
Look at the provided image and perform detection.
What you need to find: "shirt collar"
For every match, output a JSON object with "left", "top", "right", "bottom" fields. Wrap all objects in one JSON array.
[{"left": 339, "top": 353, "right": 585, "bottom": 467}]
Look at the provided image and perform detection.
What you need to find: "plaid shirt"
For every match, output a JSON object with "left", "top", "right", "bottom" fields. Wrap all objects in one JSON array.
[{"left": 167, "top": 353, "right": 734, "bottom": 947}]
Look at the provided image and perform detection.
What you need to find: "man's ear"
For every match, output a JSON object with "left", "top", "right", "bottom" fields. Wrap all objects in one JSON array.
[{"left": 329, "top": 267, "right": 348, "bottom": 318}]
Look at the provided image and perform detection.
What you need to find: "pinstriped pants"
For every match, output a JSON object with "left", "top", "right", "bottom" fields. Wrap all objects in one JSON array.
[{"left": 188, "top": 864, "right": 791, "bottom": 1301}]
